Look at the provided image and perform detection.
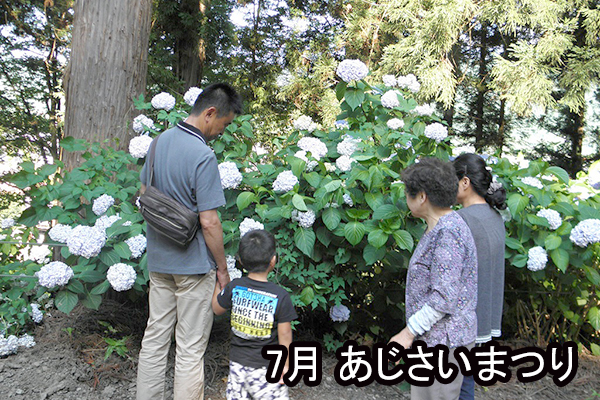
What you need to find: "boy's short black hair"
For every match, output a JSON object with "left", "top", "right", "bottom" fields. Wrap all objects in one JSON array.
[
  {"left": 190, "top": 82, "right": 243, "bottom": 117},
  {"left": 237, "top": 229, "right": 276, "bottom": 273},
  {"left": 401, "top": 157, "right": 458, "bottom": 208}
]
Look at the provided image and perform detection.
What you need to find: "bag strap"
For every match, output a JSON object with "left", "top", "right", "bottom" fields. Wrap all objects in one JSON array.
[{"left": 147, "top": 135, "right": 160, "bottom": 188}]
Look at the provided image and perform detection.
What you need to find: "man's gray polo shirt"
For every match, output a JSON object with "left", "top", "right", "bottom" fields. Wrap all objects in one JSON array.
[{"left": 140, "top": 122, "right": 225, "bottom": 275}]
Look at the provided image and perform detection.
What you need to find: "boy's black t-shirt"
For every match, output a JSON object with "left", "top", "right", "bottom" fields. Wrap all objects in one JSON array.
[{"left": 217, "top": 276, "right": 297, "bottom": 368}]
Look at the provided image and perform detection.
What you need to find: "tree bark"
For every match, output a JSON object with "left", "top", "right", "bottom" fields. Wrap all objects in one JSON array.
[
  {"left": 474, "top": 24, "right": 487, "bottom": 152},
  {"left": 63, "top": 0, "right": 152, "bottom": 169}
]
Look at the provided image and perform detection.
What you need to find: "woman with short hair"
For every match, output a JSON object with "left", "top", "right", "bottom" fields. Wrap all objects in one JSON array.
[{"left": 389, "top": 157, "right": 477, "bottom": 400}]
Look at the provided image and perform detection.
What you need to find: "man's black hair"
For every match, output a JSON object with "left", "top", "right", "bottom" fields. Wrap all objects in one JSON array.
[
  {"left": 238, "top": 229, "right": 276, "bottom": 273},
  {"left": 190, "top": 83, "right": 243, "bottom": 117}
]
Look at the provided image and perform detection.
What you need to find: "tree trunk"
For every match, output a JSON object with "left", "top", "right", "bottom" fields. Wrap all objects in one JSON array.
[
  {"left": 175, "top": 0, "right": 207, "bottom": 89},
  {"left": 474, "top": 24, "right": 487, "bottom": 152},
  {"left": 63, "top": 0, "right": 152, "bottom": 169},
  {"left": 570, "top": 109, "right": 585, "bottom": 176}
]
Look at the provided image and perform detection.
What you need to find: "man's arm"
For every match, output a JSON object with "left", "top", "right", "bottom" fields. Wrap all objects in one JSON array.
[
  {"left": 199, "top": 208, "right": 230, "bottom": 288},
  {"left": 277, "top": 322, "right": 293, "bottom": 384}
]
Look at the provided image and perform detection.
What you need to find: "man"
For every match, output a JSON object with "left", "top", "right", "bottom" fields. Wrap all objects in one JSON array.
[{"left": 137, "top": 83, "right": 243, "bottom": 400}]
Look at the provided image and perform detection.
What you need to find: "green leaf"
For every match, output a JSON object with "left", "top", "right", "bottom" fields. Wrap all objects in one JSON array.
[
  {"left": 324, "top": 180, "right": 342, "bottom": 193},
  {"left": 544, "top": 235, "right": 562, "bottom": 251},
  {"left": 344, "top": 221, "right": 366, "bottom": 246},
  {"left": 114, "top": 242, "right": 132, "bottom": 259},
  {"left": 505, "top": 237, "right": 524, "bottom": 251},
  {"left": 55, "top": 290, "right": 79, "bottom": 314},
  {"left": 372, "top": 204, "right": 400, "bottom": 220},
  {"left": 527, "top": 215, "right": 550, "bottom": 228},
  {"left": 591, "top": 343, "right": 600, "bottom": 356},
  {"left": 39, "top": 164, "right": 58, "bottom": 177},
  {"left": 345, "top": 88, "right": 365, "bottom": 110},
  {"left": 507, "top": 193, "right": 529, "bottom": 217},
  {"left": 322, "top": 208, "right": 342, "bottom": 230},
  {"left": 550, "top": 248, "right": 569, "bottom": 272},
  {"left": 292, "top": 194, "right": 308, "bottom": 212},
  {"left": 512, "top": 254, "right": 528, "bottom": 268},
  {"left": 90, "top": 280, "right": 111, "bottom": 295},
  {"left": 335, "top": 81, "right": 348, "bottom": 101},
  {"left": 82, "top": 293, "right": 102, "bottom": 310},
  {"left": 363, "top": 244, "right": 387, "bottom": 265},
  {"left": 368, "top": 229, "right": 389, "bottom": 248},
  {"left": 299, "top": 286, "right": 315, "bottom": 306},
  {"left": 304, "top": 172, "right": 321, "bottom": 188},
  {"left": 587, "top": 307, "right": 600, "bottom": 331},
  {"left": 236, "top": 192, "right": 256, "bottom": 211},
  {"left": 99, "top": 250, "right": 121, "bottom": 267},
  {"left": 294, "top": 228, "right": 315, "bottom": 257},
  {"left": 316, "top": 227, "right": 332, "bottom": 247},
  {"left": 392, "top": 230, "right": 414, "bottom": 251},
  {"left": 545, "top": 166, "right": 570, "bottom": 185},
  {"left": 334, "top": 248, "right": 351, "bottom": 265},
  {"left": 583, "top": 265, "right": 600, "bottom": 286},
  {"left": 365, "top": 192, "right": 385, "bottom": 211},
  {"left": 78, "top": 269, "right": 107, "bottom": 283},
  {"left": 67, "top": 280, "right": 85, "bottom": 295}
]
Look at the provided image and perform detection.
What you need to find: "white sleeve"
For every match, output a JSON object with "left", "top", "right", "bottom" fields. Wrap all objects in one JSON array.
[{"left": 407, "top": 304, "right": 445, "bottom": 336}]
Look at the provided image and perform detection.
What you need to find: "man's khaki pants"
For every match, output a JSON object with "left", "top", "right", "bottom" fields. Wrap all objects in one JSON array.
[{"left": 137, "top": 270, "right": 215, "bottom": 400}]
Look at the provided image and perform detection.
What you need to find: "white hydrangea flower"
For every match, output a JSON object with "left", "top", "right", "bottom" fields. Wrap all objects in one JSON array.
[
  {"left": 272, "top": 170, "right": 299, "bottom": 193},
  {"left": 324, "top": 162, "right": 336, "bottom": 173},
  {"left": 336, "top": 155, "right": 355, "bottom": 172},
  {"left": 67, "top": 225, "right": 107, "bottom": 258},
  {"left": 382, "top": 75, "right": 397, "bottom": 87},
  {"left": 92, "top": 194, "right": 115, "bottom": 216},
  {"left": 48, "top": 224, "right": 73, "bottom": 243},
  {"left": 292, "top": 209, "right": 316, "bottom": 229},
  {"left": 226, "top": 255, "right": 242, "bottom": 279},
  {"left": 343, "top": 193, "right": 354, "bottom": 207},
  {"left": 276, "top": 70, "right": 294, "bottom": 88},
  {"left": 239, "top": 218, "right": 264, "bottom": 238},
  {"left": 570, "top": 219, "right": 600, "bottom": 247},
  {"left": 132, "top": 114, "right": 154, "bottom": 133},
  {"left": 521, "top": 177, "right": 544, "bottom": 190},
  {"left": 0, "top": 335, "right": 19, "bottom": 356},
  {"left": 125, "top": 235, "right": 147, "bottom": 259},
  {"left": 329, "top": 304, "right": 350, "bottom": 322},
  {"left": 387, "top": 118, "right": 405, "bottom": 130},
  {"left": 336, "top": 59, "right": 369, "bottom": 82},
  {"left": 218, "top": 161, "right": 243, "bottom": 189},
  {"left": 184, "top": 87, "right": 203, "bottom": 106},
  {"left": 107, "top": 263, "right": 137, "bottom": 292},
  {"left": 395, "top": 141, "right": 413, "bottom": 150},
  {"left": 527, "top": 246, "right": 548, "bottom": 271},
  {"left": 129, "top": 135, "right": 154, "bottom": 159},
  {"left": 396, "top": 74, "right": 421, "bottom": 93},
  {"left": 30, "top": 304, "right": 43, "bottom": 324},
  {"left": 94, "top": 214, "right": 121, "bottom": 231},
  {"left": 36, "top": 261, "right": 74, "bottom": 288},
  {"left": 1, "top": 218, "right": 15, "bottom": 229},
  {"left": 334, "top": 120, "right": 350, "bottom": 129},
  {"left": 28, "top": 245, "right": 51, "bottom": 264},
  {"left": 414, "top": 104, "right": 435, "bottom": 116},
  {"left": 336, "top": 135, "right": 360, "bottom": 157},
  {"left": 424, "top": 123, "right": 448, "bottom": 142},
  {"left": 298, "top": 137, "right": 328, "bottom": 160},
  {"left": 293, "top": 115, "right": 318, "bottom": 133},
  {"left": 381, "top": 90, "right": 401, "bottom": 109},
  {"left": 536, "top": 209, "right": 562, "bottom": 230},
  {"left": 294, "top": 151, "right": 318, "bottom": 172},
  {"left": 151, "top": 92, "right": 176, "bottom": 111},
  {"left": 17, "top": 334, "right": 36, "bottom": 348}
]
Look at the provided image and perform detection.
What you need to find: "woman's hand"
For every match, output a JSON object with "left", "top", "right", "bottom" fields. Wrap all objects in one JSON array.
[{"left": 389, "top": 327, "right": 416, "bottom": 349}]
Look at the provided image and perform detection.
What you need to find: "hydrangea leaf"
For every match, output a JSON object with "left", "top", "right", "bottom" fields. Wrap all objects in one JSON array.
[
  {"left": 345, "top": 88, "right": 365, "bottom": 111},
  {"left": 90, "top": 280, "right": 111, "bottom": 295},
  {"left": 363, "top": 244, "right": 387, "bottom": 266},
  {"left": 372, "top": 204, "right": 400, "bottom": 220},
  {"left": 292, "top": 194, "right": 308, "bottom": 212},
  {"left": 507, "top": 193, "right": 529, "bottom": 217},
  {"left": 368, "top": 229, "right": 389, "bottom": 249},
  {"left": 322, "top": 208, "right": 341, "bottom": 231},
  {"left": 587, "top": 307, "right": 600, "bottom": 331},
  {"left": 344, "top": 221, "right": 365, "bottom": 246},
  {"left": 294, "top": 228, "right": 315, "bottom": 258},
  {"left": 544, "top": 235, "right": 562, "bottom": 251},
  {"left": 545, "top": 166, "right": 570, "bottom": 185},
  {"left": 55, "top": 290, "right": 79, "bottom": 315},
  {"left": 392, "top": 230, "right": 414, "bottom": 251},
  {"left": 82, "top": 293, "right": 102, "bottom": 310},
  {"left": 299, "top": 286, "right": 315, "bottom": 307},
  {"left": 236, "top": 192, "right": 257, "bottom": 211}
]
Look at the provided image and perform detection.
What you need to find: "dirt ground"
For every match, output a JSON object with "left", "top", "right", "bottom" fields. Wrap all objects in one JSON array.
[{"left": 1, "top": 301, "right": 599, "bottom": 400}]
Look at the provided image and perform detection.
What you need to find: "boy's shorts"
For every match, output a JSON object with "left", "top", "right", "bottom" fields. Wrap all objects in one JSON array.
[{"left": 227, "top": 361, "right": 289, "bottom": 400}]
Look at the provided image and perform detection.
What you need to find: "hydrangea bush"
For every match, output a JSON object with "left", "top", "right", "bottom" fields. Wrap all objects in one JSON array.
[{"left": 1, "top": 64, "right": 599, "bottom": 354}]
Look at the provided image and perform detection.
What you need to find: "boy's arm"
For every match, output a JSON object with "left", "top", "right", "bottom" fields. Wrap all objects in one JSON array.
[
  {"left": 277, "top": 322, "right": 293, "bottom": 384},
  {"left": 212, "top": 281, "right": 228, "bottom": 315}
]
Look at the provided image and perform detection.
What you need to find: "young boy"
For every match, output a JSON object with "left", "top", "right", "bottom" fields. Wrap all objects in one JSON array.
[{"left": 212, "top": 229, "right": 297, "bottom": 400}]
